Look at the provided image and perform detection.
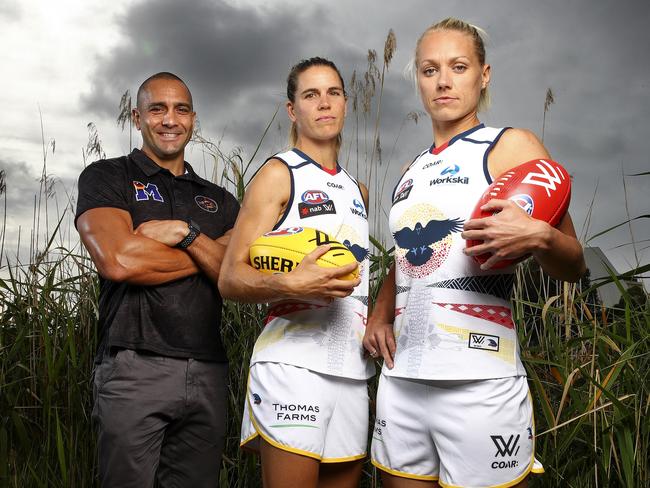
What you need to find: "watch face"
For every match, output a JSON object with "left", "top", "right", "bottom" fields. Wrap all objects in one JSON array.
[{"left": 189, "top": 219, "right": 201, "bottom": 232}]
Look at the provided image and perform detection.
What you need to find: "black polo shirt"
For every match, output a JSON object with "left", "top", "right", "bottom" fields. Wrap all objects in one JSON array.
[{"left": 75, "top": 149, "right": 239, "bottom": 362}]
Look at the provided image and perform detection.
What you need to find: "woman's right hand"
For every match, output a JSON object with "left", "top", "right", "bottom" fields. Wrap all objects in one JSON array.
[
  {"left": 280, "top": 245, "right": 360, "bottom": 300},
  {"left": 363, "top": 316, "right": 396, "bottom": 369}
]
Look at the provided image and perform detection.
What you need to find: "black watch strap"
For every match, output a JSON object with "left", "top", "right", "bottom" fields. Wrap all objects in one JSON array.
[{"left": 177, "top": 220, "right": 201, "bottom": 249}]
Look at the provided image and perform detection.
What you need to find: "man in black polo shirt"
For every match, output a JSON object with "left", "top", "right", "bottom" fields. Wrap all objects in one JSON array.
[{"left": 76, "top": 72, "right": 239, "bottom": 487}]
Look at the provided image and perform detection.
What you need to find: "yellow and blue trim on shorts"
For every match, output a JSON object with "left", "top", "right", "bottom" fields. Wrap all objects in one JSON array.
[
  {"left": 239, "top": 369, "right": 367, "bottom": 464},
  {"left": 371, "top": 382, "right": 544, "bottom": 487}
]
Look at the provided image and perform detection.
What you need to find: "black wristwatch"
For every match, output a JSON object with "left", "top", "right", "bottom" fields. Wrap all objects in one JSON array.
[{"left": 177, "top": 220, "right": 201, "bottom": 249}]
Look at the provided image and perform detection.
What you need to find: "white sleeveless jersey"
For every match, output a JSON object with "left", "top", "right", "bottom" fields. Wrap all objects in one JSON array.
[
  {"left": 250, "top": 148, "right": 374, "bottom": 380},
  {"left": 387, "top": 124, "right": 527, "bottom": 380}
]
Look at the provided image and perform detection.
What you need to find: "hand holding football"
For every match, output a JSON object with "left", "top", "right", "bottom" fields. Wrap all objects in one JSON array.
[
  {"left": 249, "top": 226, "right": 360, "bottom": 280},
  {"left": 465, "top": 159, "right": 571, "bottom": 269}
]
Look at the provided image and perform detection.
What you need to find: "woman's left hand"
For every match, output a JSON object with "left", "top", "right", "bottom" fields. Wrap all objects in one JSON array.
[{"left": 461, "top": 199, "right": 550, "bottom": 270}]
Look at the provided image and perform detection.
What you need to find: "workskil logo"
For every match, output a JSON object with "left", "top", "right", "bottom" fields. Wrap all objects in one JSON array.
[
  {"left": 440, "top": 164, "right": 460, "bottom": 176},
  {"left": 430, "top": 164, "right": 469, "bottom": 186},
  {"left": 350, "top": 198, "right": 367, "bottom": 219}
]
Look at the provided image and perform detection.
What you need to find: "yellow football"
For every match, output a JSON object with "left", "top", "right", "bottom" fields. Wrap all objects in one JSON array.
[{"left": 249, "top": 227, "right": 359, "bottom": 280}]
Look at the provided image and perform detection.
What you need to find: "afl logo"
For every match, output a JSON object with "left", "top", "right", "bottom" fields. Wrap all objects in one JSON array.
[
  {"left": 393, "top": 178, "right": 414, "bottom": 205},
  {"left": 301, "top": 190, "right": 329, "bottom": 204},
  {"left": 509, "top": 194, "right": 534, "bottom": 215},
  {"left": 440, "top": 164, "right": 460, "bottom": 176},
  {"left": 195, "top": 195, "right": 218, "bottom": 212},
  {"left": 397, "top": 179, "right": 413, "bottom": 193},
  {"left": 265, "top": 227, "right": 303, "bottom": 237}
]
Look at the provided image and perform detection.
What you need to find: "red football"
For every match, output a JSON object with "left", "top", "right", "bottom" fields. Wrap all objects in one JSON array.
[{"left": 466, "top": 159, "right": 571, "bottom": 268}]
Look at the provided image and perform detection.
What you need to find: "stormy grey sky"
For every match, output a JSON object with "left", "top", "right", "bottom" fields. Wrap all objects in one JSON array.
[{"left": 1, "top": 0, "right": 649, "bottom": 279}]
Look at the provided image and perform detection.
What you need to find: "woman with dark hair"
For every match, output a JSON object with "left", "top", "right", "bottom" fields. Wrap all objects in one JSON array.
[
  {"left": 363, "top": 18, "right": 585, "bottom": 488},
  {"left": 219, "top": 57, "right": 372, "bottom": 488}
]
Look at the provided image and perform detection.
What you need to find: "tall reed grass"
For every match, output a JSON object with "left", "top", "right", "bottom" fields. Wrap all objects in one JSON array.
[{"left": 1, "top": 31, "right": 648, "bottom": 488}]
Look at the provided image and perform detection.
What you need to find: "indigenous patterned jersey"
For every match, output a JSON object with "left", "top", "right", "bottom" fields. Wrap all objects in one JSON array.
[
  {"left": 251, "top": 149, "right": 374, "bottom": 380},
  {"left": 387, "top": 124, "right": 527, "bottom": 380}
]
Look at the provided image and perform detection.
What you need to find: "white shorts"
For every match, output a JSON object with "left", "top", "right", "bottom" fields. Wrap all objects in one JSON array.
[
  {"left": 371, "top": 374, "right": 544, "bottom": 487},
  {"left": 240, "top": 361, "right": 369, "bottom": 463}
]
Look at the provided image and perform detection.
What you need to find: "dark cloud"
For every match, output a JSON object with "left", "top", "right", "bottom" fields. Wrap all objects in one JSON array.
[
  {"left": 0, "top": 1, "right": 21, "bottom": 21},
  {"left": 79, "top": 0, "right": 650, "bottom": 274},
  {"left": 1, "top": 158, "right": 78, "bottom": 259},
  {"left": 81, "top": 0, "right": 359, "bottom": 125}
]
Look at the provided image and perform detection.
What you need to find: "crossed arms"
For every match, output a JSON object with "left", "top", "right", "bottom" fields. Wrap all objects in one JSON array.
[{"left": 77, "top": 207, "right": 230, "bottom": 286}]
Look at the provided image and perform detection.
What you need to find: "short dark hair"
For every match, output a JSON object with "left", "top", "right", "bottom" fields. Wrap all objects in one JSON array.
[{"left": 136, "top": 72, "right": 193, "bottom": 110}]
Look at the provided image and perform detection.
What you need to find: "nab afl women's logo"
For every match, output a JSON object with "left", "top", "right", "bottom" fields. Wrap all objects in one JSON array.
[{"left": 195, "top": 195, "right": 218, "bottom": 213}]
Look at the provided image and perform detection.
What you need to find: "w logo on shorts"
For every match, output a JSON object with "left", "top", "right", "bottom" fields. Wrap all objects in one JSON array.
[{"left": 491, "top": 434, "right": 520, "bottom": 457}]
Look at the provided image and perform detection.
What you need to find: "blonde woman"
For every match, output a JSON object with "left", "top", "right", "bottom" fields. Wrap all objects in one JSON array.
[{"left": 363, "top": 18, "right": 585, "bottom": 488}]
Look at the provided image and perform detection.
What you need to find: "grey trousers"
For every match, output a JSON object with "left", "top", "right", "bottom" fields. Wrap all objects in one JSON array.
[{"left": 92, "top": 349, "right": 228, "bottom": 488}]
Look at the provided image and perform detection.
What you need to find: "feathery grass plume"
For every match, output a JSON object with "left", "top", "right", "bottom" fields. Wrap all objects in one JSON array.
[
  {"left": 116, "top": 89, "right": 133, "bottom": 150},
  {"left": 542, "top": 87, "right": 555, "bottom": 142},
  {"left": 346, "top": 70, "right": 361, "bottom": 177},
  {"left": 350, "top": 70, "right": 358, "bottom": 113},
  {"left": 82, "top": 122, "right": 106, "bottom": 166},
  {"left": 362, "top": 49, "right": 379, "bottom": 115},
  {"left": 0, "top": 169, "right": 5, "bottom": 264},
  {"left": 383, "top": 28, "right": 397, "bottom": 67},
  {"left": 368, "top": 29, "right": 397, "bottom": 238}
]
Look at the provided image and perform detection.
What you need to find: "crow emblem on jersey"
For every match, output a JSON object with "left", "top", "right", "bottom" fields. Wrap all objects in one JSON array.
[
  {"left": 343, "top": 239, "right": 370, "bottom": 262},
  {"left": 393, "top": 218, "right": 463, "bottom": 266}
]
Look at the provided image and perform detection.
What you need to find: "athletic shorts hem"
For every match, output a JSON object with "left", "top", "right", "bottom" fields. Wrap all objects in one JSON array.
[
  {"left": 321, "top": 453, "right": 366, "bottom": 464},
  {"left": 437, "top": 460, "right": 542, "bottom": 488},
  {"left": 247, "top": 412, "right": 323, "bottom": 461},
  {"left": 371, "top": 459, "right": 439, "bottom": 481},
  {"left": 240, "top": 432, "right": 259, "bottom": 450},
  {"left": 242, "top": 417, "right": 367, "bottom": 463}
]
